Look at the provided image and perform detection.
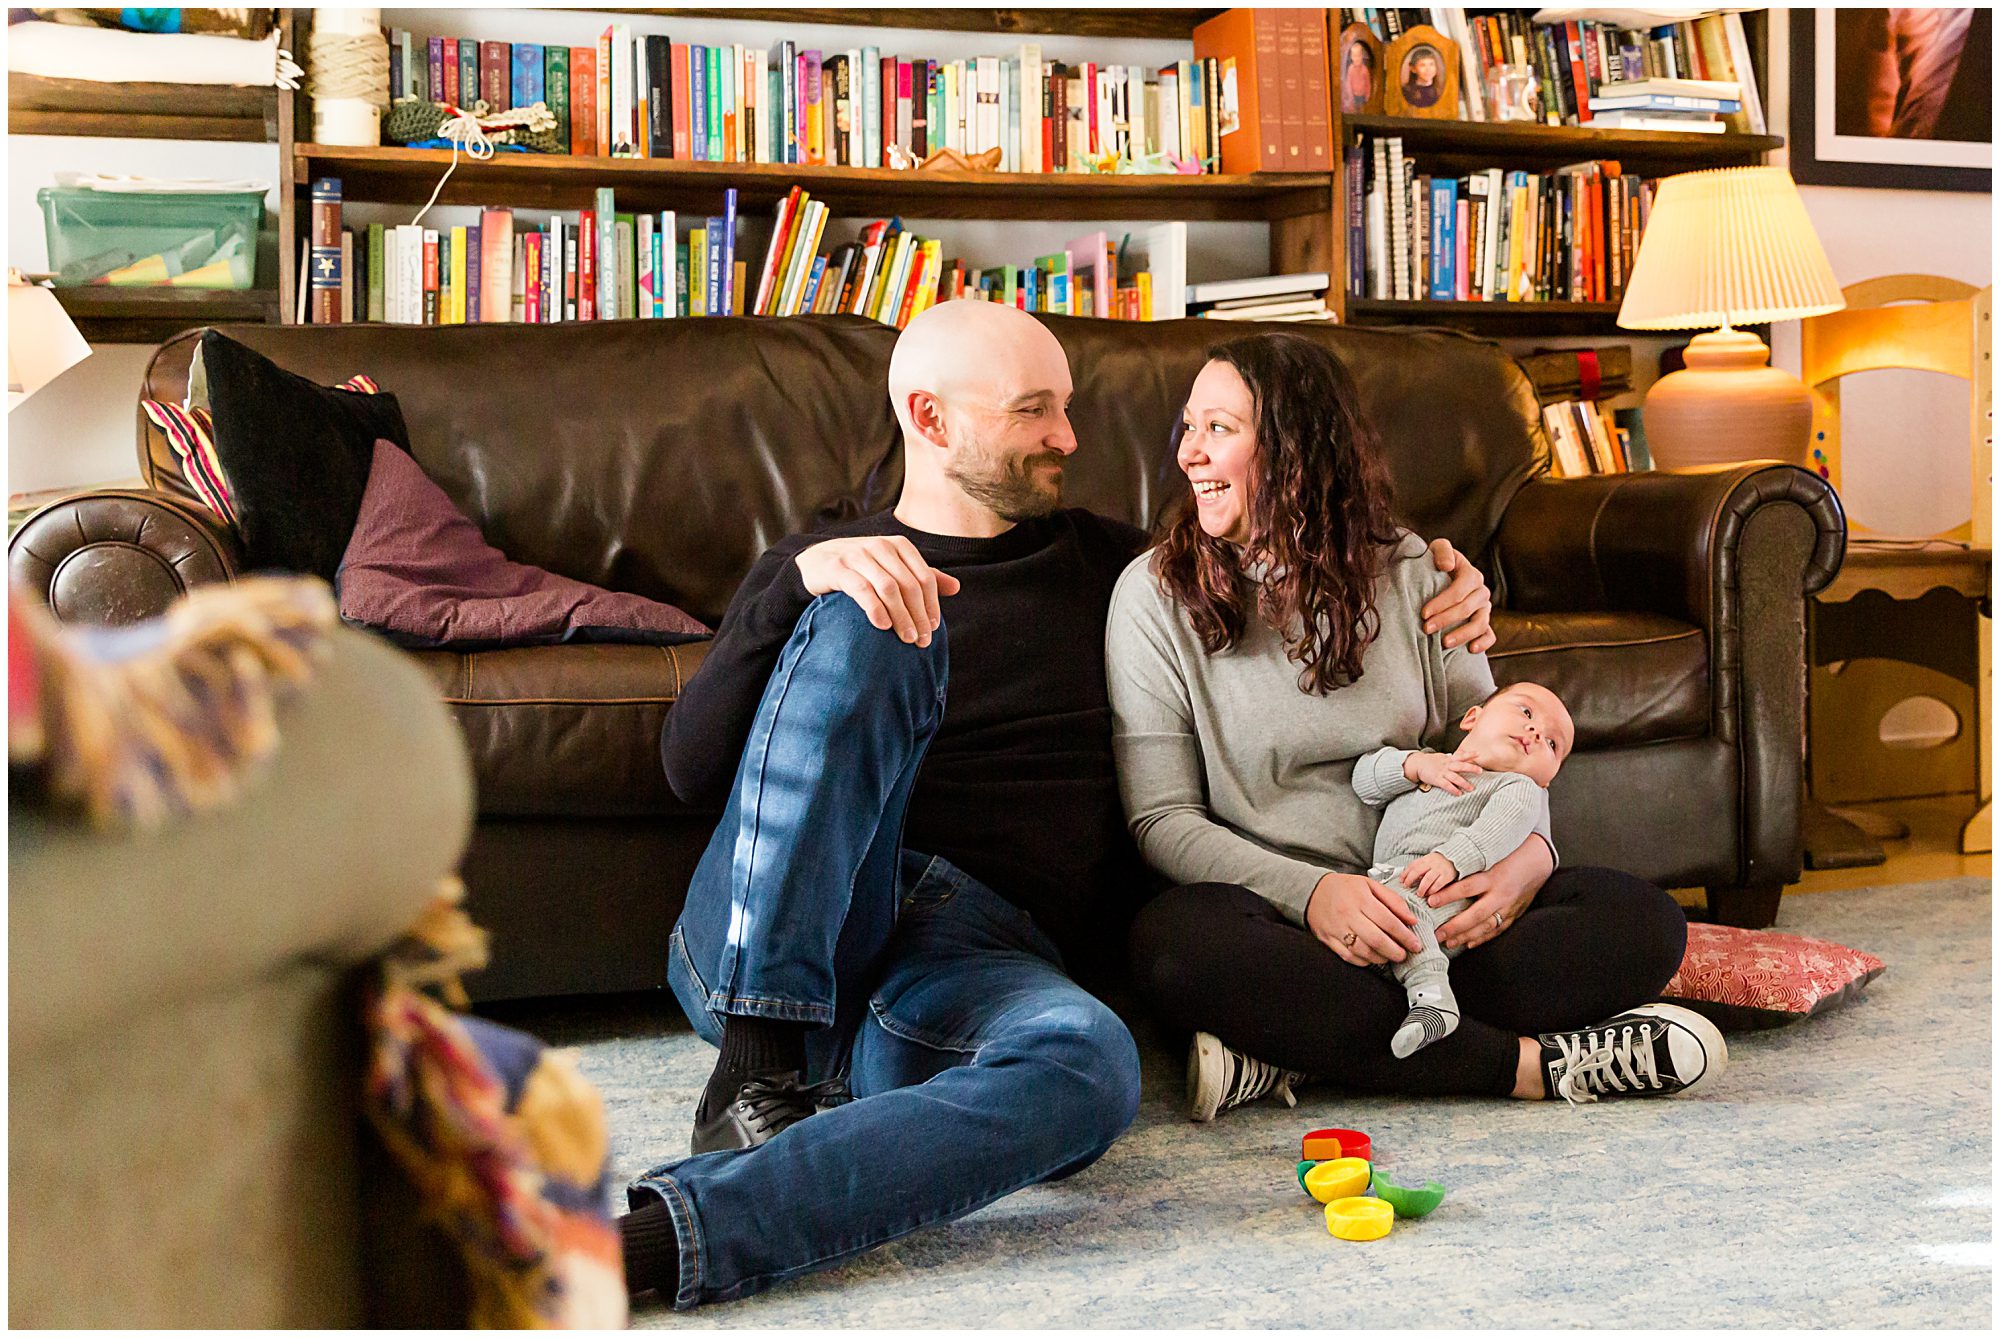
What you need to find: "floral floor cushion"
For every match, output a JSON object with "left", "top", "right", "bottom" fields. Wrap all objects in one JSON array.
[{"left": 1662, "top": 921, "right": 1886, "bottom": 1031}]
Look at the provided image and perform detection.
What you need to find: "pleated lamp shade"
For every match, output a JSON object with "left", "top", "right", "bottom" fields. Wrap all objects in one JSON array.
[
  {"left": 1618, "top": 166, "right": 1845, "bottom": 329},
  {"left": 1616, "top": 166, "right": 1845, "bottom": 471}
]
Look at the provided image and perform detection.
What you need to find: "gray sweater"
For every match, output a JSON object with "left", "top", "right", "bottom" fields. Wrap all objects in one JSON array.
[
  {"left": 1351, "top": 749, "right": 1550, "bottom": 879},
  {"left": 1106, "top": 531, "right": 1554, "bottom": 925}
]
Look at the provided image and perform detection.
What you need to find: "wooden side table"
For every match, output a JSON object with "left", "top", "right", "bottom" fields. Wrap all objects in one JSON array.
[{"left": 1805, "top": 539, "right": 1992, "bottom": 866}]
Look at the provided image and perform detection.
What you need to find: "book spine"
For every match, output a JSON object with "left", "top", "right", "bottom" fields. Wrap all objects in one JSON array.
[
  {"left": 422, "top": 229, "right": 438, "bottom": 325},
  {"left": 804, "top": 49, "right": 824, "bottom": 164},
  {"left": 540, "top": 46, "right": 569, "bottom": 153},
  {"left": 707, "top": 45, "right": 725, "bottom": 161},
  {"left": 310, "top": 177, "right": 341, "bottom": 324},
  {"left": 524, "top": 232, "right": 542, "bottom": 323},
  {"left": 594, "top": 188, "right": 616, "bottom": 317},
  {"left": 570, "top": 48, "right": 595, "bottom": 153},
  {"left": 463, "top": 223, "right": 480, "bottom": 323},
  {"left": 513, "top": 43, "right": 543, "bottom": 114},
  {"left": 644, "top": 36, "right": 667, "bottom": 157},
  {"left": 579, "top": 209, "right": 596, "bottom": 319},
  {"left": 442, "top": 37, "right": 459, "bottom": 108},
  {"left": 720, "top": 187, "right": 738, "bottom": 315},
  {"left": 1295, "top": 23, "right": 1330, "bottom": 172},
  {"left": 670, "top": 43, "right": 692, "bottom": 157},
  {"left": 597, "top": 27, "right": 613, "bottom": 154},
  {"left": 690, "top": 44, "right": 707, "bottom": 161},
  {"left": 457, "top": 39, "right": 476, "bottom": 111},
  {"left": 426, "top": 37, "right": 444, "bottom": 103},
  {"left": 652, "top": 217, "right": 666, "bottom": 316}
]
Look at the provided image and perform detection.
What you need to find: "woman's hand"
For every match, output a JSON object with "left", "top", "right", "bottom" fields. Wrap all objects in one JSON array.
[
  {"left": 1306, "top": 872, "right": 1424, "bottom": 966},
  {"left": 1431, "top": 835, "right": 1555, "bottom": 951},
  {"left": 1421, "top": 537, "right": 1495, "bottom": 654}
]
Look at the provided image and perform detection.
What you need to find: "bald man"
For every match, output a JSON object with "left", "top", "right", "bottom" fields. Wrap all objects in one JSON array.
[{"left": 622, "top": 302, "right": 1494, "bottom": 1308}]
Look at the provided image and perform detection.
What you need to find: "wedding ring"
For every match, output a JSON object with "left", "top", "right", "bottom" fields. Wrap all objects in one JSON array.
[
  {"left": 1491, "top": 912, "right": 1504, "bottom": 930},
  {"left": 1341, "top": 931, "right": 1358, "bottom": 947}
]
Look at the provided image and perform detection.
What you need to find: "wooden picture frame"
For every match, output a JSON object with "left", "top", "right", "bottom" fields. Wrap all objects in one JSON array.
[
  {"left": 1337, "top": 23, "right": 1384, "bottom": 116},
  {"left": 1789, "top": 8, "right": 1990, "bottom": 193},
  {"left": 1383, "top": 25, "right": 1459, "bottom": 120}
]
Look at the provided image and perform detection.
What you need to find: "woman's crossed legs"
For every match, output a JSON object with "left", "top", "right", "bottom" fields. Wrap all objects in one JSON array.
[{"left": 1127, "top": 867, "right": 1688, "bottom": 1098}]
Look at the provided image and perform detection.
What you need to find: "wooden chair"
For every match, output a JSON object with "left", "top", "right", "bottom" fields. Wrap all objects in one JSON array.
[{"left": 1801, "top": 275, "right": 1991, "bottom": 855}]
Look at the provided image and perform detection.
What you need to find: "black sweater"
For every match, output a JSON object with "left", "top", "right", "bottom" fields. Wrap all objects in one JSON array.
[{"left": 662, "top": 508, "right": 1151, "bottom": 966}]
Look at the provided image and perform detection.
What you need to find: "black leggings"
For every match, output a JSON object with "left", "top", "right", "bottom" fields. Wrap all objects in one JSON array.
[{"left": 1126, "top": 867, "right": 1687, "bottom": 1097}]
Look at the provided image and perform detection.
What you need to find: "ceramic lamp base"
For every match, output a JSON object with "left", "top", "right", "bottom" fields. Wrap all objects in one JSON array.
[{"left": 1643, "top": 327, "right": 1813, "bottom": 471}]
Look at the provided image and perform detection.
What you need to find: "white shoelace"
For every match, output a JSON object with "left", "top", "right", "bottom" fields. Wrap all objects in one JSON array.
[
  {"left": 1551, "top": 1022, "right": 1664, "bottom": 1106},
  {"left": 1224, "top": 1052, "right": 1302, "bottom": 1110}
]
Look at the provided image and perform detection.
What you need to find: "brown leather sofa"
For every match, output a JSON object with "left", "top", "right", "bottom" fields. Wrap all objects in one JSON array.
[{"left": 9, "top": 315, "right": 1845, "bottom": 1000}]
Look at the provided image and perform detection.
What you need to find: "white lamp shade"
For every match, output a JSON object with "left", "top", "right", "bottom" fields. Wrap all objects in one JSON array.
[
  {"left": 1617, "top": 165, "right": 1847, "bottom": 330},
  {"left": 8, "top": 284, "right": 92, "bottom": 408}
]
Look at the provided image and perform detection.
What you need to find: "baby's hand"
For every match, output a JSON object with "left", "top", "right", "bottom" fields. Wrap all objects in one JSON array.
[
  {"left": 1400, "top": 852, "right": 1460, "bottom": 896},
  {"left": 1404, "top": 750, "right": 1482, "bottom": 796}
]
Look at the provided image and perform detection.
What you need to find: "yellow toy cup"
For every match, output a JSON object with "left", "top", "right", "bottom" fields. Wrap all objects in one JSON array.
[
  {"left": 1303, "top": 1157, "right": 1372, "bottom": 1204},
  {"left": 1325, "top": 1196, "right": 1393, "bottom": 1241}
]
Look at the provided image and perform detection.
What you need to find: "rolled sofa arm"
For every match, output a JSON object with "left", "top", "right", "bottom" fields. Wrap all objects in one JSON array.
[
  {"left": 8, "top": 489, "right": 242, "bottom": 626},
  {"left": 9, "top": 625, "right": 475, "bottom": 1053},
  {"left": 1491, "top": 463, "right": 1846, "bottom": 630}
]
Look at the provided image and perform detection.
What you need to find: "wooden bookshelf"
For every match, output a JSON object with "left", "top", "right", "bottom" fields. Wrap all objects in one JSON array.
[
  {"left": 49, "top": 285, "right": 282, "bottom": 344},
  {"left": 582, "top": 9, "right": 1224, "bottom": 41},
  {"left": 1345, "top": 298, "right": 1625, "bottom": 336},
  {"left": 1341, "top": 115, "right": 1780, "bottom": 173},
  {"left": 7, "top": 73, "right": 282, "bottom": 142},
  {"left": 291, "top": 144, "right": 1332, "bottom": 223}
]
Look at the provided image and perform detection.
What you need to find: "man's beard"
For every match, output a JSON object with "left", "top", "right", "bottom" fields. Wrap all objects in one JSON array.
[{"left": 945, "top": 441, "right": 1065, "bottom": 522}]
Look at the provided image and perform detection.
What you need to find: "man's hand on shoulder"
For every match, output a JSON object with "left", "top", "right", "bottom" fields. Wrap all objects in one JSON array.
[
  {"left": 1420, "top": 537, "right": 1495, "bottom": 655},
  {"left": 795, "top": 535, "right": 962, "bottom": 648}
]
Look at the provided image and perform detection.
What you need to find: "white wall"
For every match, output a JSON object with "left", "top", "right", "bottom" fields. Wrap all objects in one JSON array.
[{"left": 1762, "top": 11, "right": 1991, "bottom": 537}]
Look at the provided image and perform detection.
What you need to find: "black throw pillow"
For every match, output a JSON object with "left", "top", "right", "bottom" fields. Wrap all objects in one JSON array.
[{"left": 199, "top": 329, "right": 412, "bottom": 582}]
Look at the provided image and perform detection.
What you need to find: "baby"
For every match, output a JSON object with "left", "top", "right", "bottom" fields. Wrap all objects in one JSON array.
[{"left": 1352, "top": 681, "right": 1574, "bottom": 1058}]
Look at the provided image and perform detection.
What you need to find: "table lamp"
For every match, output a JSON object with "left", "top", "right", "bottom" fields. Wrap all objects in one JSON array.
[
  {"left": 1616, "top": 165, "right": 1845, "bottom": 470},
  {"left": 8, "top": 274, "right": 92, "bottom": 410}
]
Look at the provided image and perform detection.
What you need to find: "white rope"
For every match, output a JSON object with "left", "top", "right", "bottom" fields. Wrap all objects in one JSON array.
[
  {"left": 410, "top": 106, "right": 494, "bottom": 228},
  {"left": 408, "top": 103, "right": 558, "bottom": 228},
  {"left": 305, "top": 28, "right": 389, "bottom": 106}
]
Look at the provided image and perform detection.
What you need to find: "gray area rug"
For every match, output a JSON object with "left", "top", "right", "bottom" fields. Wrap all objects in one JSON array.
[{"left": 499, "top": 878, "right": 1992, "bottom": 1328}]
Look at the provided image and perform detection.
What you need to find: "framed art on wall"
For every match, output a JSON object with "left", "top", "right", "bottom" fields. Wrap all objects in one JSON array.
[{"left": 1790, "top": 7, "right": 1991, "bottom": 192}]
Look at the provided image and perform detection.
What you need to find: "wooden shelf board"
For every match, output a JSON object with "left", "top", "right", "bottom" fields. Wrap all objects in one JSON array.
[
  {"left": 48, "top": 285, "right": 279, "bottom": 343},
  {"left": 1344, "top": 298, "right": 1633, "bottom": 336},
  {"left": 8, "top": 73, "right": 279, "bottom": 142},
  {"left": 552, "top": 9, "right": 1222, "bottom": 40},
  {"left": 1342, "top": 114, "right": 1780, "bottom": 170},
  {"left": 291, "top": 145, "right": 1333, "bottom": 223}
]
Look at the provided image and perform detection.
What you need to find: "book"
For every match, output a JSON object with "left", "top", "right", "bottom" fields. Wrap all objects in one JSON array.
[
  {"left": 719, "top": 187, "right": 738, "bottom": 315},
  {"left": 513, "top": 43, "right": 543, "bottom": 117},
  {"left": 309, "top": 177, "right": 341, "bottom": 324},
  {"left": 644, "top": 35, "right": 669, "bottom": 157},
  {"left": 546, "top": 45, "right": 570, "bottom": 152},
  {"left": 441, "top": 36, "right": 459, "bottom": 108},
  {"left": 594, "top": 187, "right": 616, "bottom": 317},
  {"left": 1597, "top": 76, "right": 1739, "bottom": 101},
  {"left": 1590, "top": 112, "right": 1724, "bottom": 132},
  {"left": 1589, "top": 93, "right": 1739, "bottom": 112},
  {"left": 479, "top": 41, "right": 508, "bottom": 111},
  {"left": 1193, "top": 8, "right": 1286, "bottom": 173},
  {"left": 458, "top": 38, "right": 477, "bottom": 113},
  {"left": 570, "top": 46, "right": 596, "bottom": 154},
  {"left": 339, "top": 230, "right": 354, "bottom": 322}
]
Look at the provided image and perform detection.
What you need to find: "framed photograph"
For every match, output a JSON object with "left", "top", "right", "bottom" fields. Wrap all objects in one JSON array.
[
  {"left": 1790, "top": 7, "right": 1990, "bottom": 192},
  {"left": 1337, "top": 23, "right": 1383, "bottom": 116},
  {"left": 1384, "top": 26, "right": 1458, "bottom": 120}
]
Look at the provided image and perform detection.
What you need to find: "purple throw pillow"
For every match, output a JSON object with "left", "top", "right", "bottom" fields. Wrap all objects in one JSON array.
[{"left": 336, "top": 440, "right": 709, "bottom": 649}]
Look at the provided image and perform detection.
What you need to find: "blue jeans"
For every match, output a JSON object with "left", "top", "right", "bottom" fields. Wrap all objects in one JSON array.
[{"left": 631, "top": 595, "right": 1142, "bottom": 1309}]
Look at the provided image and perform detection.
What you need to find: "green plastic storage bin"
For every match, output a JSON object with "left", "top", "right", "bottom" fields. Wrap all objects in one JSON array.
[{"left": 37, "top": 186, "right": 264, "bottom": 288}]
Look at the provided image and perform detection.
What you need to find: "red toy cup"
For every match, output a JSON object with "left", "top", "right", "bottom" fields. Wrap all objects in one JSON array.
[{"left": 1301, "top": 1127, "right": 1371, "bottom": 1162}]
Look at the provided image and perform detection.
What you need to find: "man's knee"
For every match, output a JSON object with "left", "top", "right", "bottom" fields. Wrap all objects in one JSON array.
[
  {"left": 797, "top": 593, "right": 948, "bottom": 684},
  {"left": 1017, "top": 999, "right": 1142, "bottom": 1152}
]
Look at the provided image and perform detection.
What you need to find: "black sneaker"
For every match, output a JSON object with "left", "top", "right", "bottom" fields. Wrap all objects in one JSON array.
[
  {"left": 1536, "top": 1003, "right": 1728, "bottom": 1106},
  {"left": 1187, "top": 1031, "right": 1304, "bottom": 1123},
  {"left": 690, "top": 1072, "right": 850, "bottom": 1154}
]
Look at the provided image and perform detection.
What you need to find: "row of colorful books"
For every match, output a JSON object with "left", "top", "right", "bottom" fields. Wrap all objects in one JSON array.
[
  {"left": 748, "top": 191, "right": 946, "bottom": 323},
  {"left": 950, "top": 225, "right": 1187, "bottom": 321},
  {"left": 308, "top": 179, "right": 755, "bottom": 324},
  {"left": 1350, "top": 136, "right": 1657, "bottom": 306},
  {"left": 1543, "top": 397, "right": 1651, "bottom": 477},
  {"left": 1348, "top": 8, "right": 1765, "bottom": 135},
  {"left": 386, "top": 22, "right": 1249, "bottom": 173}
]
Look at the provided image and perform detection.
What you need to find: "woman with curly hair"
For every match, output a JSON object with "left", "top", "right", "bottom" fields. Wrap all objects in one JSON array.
[{"left": 1106, "top": 332, "right": 1722, "bottom": 1119}]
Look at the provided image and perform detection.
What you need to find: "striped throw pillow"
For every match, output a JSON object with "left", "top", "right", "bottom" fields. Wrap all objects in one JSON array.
[{"left": 141, "top": 373, "right": 382, "bottom": 530}]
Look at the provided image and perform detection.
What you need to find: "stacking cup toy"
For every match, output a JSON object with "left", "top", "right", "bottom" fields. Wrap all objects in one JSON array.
[
  {"left": 1370, "top": 1169, "right": 1448, "bottom": 1219},
  {"left": 1301, "top": 1127, "right": 1371, "bottom": 1162},
  {"left": 1325, "top": 1196, "right": 1394, "bottom": 1240},
  {"left": 1303, "top": 1157, "right": 1372, "bottom": 1204}
]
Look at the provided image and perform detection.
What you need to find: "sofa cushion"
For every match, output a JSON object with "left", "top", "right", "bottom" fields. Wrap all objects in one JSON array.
[
  {"left": 197, "top": 331, "right": 412, "bottom": 582},
  {"left": 411, "top": 640, "right": 711, "bottom": 818},
  {"left": 1489, "top": 610, "right": 1707, "bottom": 750},
  {"left": 337, "top": 440, "right": 709, "bottom": 650}
]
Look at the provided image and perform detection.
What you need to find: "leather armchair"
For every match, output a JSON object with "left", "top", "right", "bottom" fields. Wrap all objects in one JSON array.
[{"left": 8, "top": 315, "right": 1846, "bottom": 995}]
